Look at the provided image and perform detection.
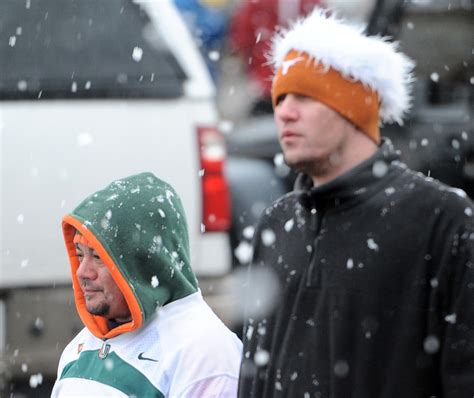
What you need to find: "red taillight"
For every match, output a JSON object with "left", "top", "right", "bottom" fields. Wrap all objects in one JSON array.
[{"left": 198, "top": 126, "right": 231, "bottom": 232}]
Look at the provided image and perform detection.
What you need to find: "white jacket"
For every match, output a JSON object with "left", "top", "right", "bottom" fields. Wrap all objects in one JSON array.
[{"left": 52, "top": 291, "right": 242, "bottom": 397}]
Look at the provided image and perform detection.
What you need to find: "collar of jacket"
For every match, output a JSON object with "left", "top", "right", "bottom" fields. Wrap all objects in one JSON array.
[{"left": 294, "top": 138, "right": 401, "bottom": 212}]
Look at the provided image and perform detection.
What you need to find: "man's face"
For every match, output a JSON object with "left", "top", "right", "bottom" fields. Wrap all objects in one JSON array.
[
  {"left": 76, "top": 243, "right": 131, "bottom": 322},
  {"left": 274, "top": 93, "right": 353, "bottom": 178}
]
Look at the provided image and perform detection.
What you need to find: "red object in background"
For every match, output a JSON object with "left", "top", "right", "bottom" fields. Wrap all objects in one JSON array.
[
  {"left": 198, "top": 126, "right": 232, "bottom": 232},
  {"left": 229, "top": 0, "right": 322, "bottom": 102}
]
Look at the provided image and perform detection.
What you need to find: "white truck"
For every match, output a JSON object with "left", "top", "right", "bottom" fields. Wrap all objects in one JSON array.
[{"left": 0, "top": 0, "right": 234, "bottom": 394}]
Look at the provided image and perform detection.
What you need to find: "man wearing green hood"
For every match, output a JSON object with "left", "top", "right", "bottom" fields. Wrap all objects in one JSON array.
[{"left": 52, "top": 172, "right": 242, "bottom": 397}]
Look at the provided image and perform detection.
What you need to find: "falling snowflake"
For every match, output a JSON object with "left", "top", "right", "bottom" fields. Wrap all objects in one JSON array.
[
  {"left": 29, "top": 373, "right": 43, "bottom": 388},
  {"left": 372, "top": 160, "right": 388, "bottom": 178},
  {"left": 274, "top": 153, "right": 290, "bottom": 177},
  {"left": 234, "top": 241, "right": 253, "bottom": 264},
  {"left": 254, "top": 349, "right": 270, "bottom": 366},
  {"left": 430, "top": 72, "right": 439, "bottom": 82},
  {"left": 132, "top": 46, "right": 143, "bottom": 62},
  {"left": 208, "top": 50, "right": 220, "bottom": 61},
  {"left": 284, "top": 218, "right": 294, "bottom": 232},
  {"left": 334, "top": 360, "right": 349, "bottom": 378},
  {"left": 218, "top": 120, "right": 234, "bottom": 134},
  {"left": 261, "top": 229, "right": 276, "bottom": 246},
  {"left": 151, "top": 275, "right": 159, "bottom": 288},
  {"left": 17, "top": 80, "right": 27, "bottom": 91},
  {"left": 246, "top": 324, "right": 254, "bottom": 340},
  {"left": 346, "top": 258, "right": 354, "bottom": 269},
  {"left": 444, "top": 313, "right": 456, "bottom": 324},
  {"left": 423, "top": 335, "right": 440, "bottom": 354},
  {"left": 367, "top": 238, "right": 379, "bottom": 251},
  {"left": 242, "top": 226, "right": 255, "bottom": 240}
]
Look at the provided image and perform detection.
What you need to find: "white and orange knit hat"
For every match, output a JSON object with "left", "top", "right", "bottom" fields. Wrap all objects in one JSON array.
[{"left": 270, "top": 9, "right": 415, "bottom": 143}]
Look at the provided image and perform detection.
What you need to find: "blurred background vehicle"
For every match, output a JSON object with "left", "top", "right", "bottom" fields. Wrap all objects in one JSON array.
[{"left": 0, "top": 0, "right": 234, "bottom": 395}]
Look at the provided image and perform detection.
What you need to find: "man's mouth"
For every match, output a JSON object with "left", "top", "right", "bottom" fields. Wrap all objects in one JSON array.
[
  {"left": 281, "top": 131, "right": 301, "bottom": 139},
  {"left": 83, "top": 289, "right": 101, "bottom": 295},
  {"left": 82, "top": 283, "right": 102, "bottom": 294}
]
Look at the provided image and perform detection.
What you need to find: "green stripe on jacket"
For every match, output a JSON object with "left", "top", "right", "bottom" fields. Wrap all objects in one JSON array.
[{"left": 61, "top": 350, "right": 164, "bottom": 398}]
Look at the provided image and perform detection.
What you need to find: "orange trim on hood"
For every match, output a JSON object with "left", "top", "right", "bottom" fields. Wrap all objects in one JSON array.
[{"left": 62, "top": 215, "right": 144, "bottom": 339}]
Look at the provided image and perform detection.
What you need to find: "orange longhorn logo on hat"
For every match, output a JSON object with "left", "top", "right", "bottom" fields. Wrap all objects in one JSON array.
[{"left": 281, "top": 56, "right": 304, "bottom": 75}]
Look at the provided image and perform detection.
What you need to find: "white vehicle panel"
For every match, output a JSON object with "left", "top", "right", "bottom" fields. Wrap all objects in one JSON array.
[{"left": 0, "top": 99, "right": 229, "bottom": 287}]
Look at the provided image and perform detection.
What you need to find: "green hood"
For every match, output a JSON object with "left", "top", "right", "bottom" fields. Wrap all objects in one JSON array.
[{"left": 62, "top": 172, "right": 198, "bottom": 339}]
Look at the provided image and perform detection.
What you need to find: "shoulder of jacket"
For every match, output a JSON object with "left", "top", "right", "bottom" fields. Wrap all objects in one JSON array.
[{"left": 396, "top": 165, "right": 473, "bottom": 219}]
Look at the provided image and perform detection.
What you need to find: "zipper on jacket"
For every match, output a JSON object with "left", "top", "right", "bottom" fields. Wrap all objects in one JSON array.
[
  {"left": 98, "top": 340, "right": 111, "bottom": 360},
  {"left": 306, "top": 208, "right": 324, "bottom": 288}
]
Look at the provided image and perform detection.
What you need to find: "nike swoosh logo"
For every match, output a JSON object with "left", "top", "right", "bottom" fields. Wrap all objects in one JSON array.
[{"left": 138, "top": 352, "right": 158, "bottom": 362}]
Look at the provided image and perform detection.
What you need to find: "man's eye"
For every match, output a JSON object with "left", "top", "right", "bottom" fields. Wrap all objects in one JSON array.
[
  {"left": 93, "top": 254, "right": 101, "bottom": 260},
  {"left": 77, "top": 254, "right": 84, "bottom": 260},
  {"left": 275, "top": 94, "right": 286, "bottom": 106}
]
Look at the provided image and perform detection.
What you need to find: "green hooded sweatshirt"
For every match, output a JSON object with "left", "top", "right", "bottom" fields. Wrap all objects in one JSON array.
[{"left": 62, "top": 172, "right": 198, "bottom": 339}]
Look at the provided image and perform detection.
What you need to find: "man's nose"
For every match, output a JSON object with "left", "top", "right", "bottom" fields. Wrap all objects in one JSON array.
[
  {"left": 275, "top": 94, "right": 298, "bottom": 122},
  {"left": 76, "top": 256, "right": 96, "bottom": 280}
]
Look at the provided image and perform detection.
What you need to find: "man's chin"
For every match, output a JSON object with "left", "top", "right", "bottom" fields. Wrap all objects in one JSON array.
[
  {"left": 284, "top": 157, "right": 312, "bottom": 175},
  {"left": 284, "top": 154, "right": 330, "bottom": 177},
  {"left": 86, "top": 302, "right": 110, "bottom": 317}
]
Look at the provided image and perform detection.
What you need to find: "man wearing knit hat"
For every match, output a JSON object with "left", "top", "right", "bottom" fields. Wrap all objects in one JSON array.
[{"left": 238, "top": 9, "right": 474, "bottom": 397}]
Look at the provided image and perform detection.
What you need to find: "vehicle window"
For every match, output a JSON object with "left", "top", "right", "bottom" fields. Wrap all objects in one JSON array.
[{"left": 0, "top": 0, "right": 186, "bottom": 100}]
